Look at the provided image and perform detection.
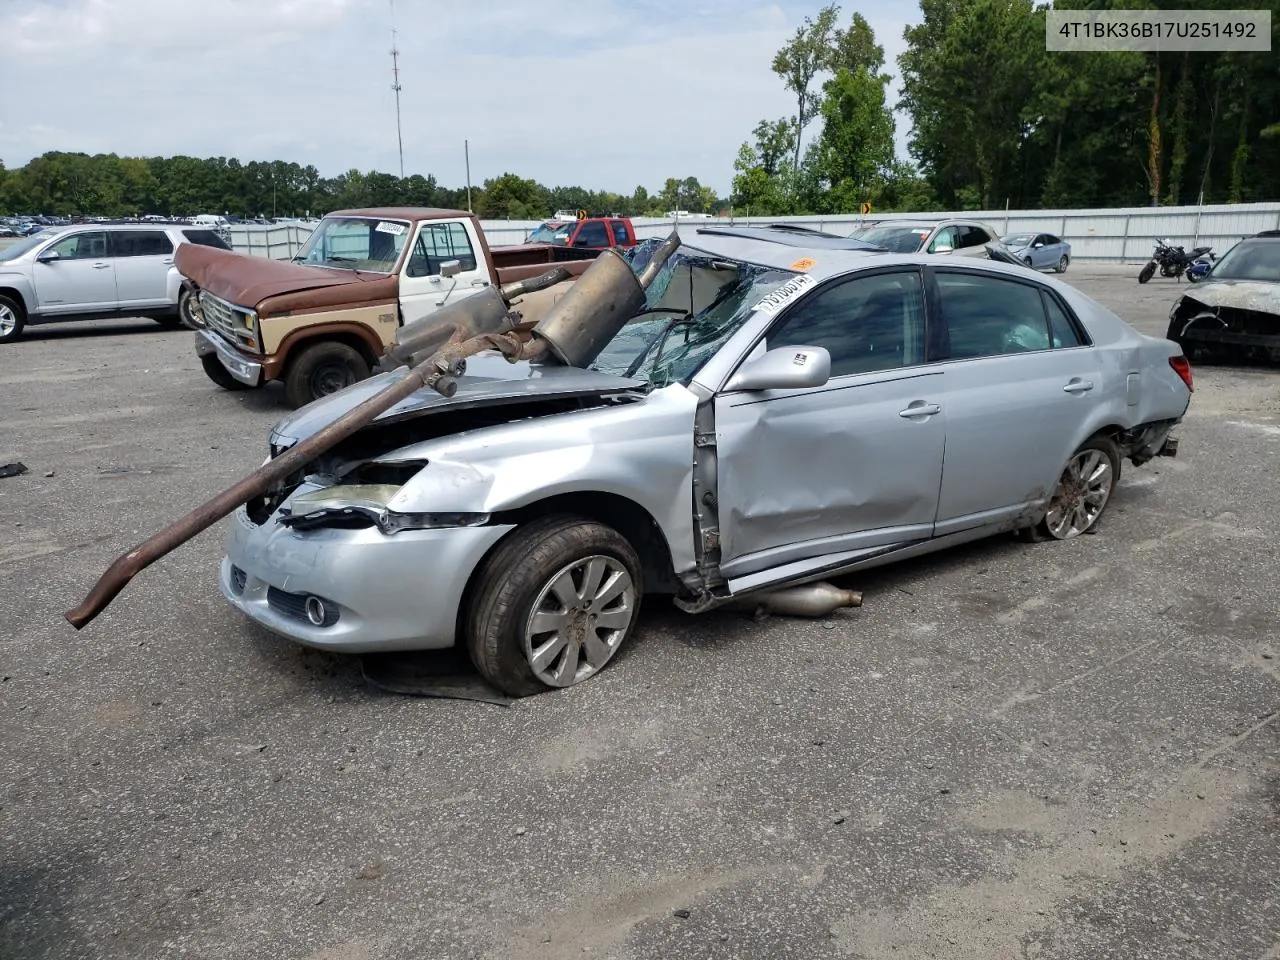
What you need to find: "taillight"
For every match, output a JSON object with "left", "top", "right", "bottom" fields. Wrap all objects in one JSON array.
[{"left": 1169, "top": 355, "right": 1193, "bottom": 392}]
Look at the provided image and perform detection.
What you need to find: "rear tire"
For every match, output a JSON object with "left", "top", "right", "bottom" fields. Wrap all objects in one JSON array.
[
  {"left": 0, "top": 294, "right": 26, "bottom": 343},
  {"left": 1138, "top": 261, "right": 1156, "bottom": 284},
  {"left": 283, "top": 341, "right": 370, "bottom": 409},
  {"left": 1017, "top": 435, "right": 1121, "bottom": 542},
  {"left": 201, "top": 353, "right": 250, "bottom": 391},
  {"left": 1055, "top": 255, "right": 1069, "bottom": 273},
  {"left": 466, "top": 515, "right": 643, "bottom": 697}
]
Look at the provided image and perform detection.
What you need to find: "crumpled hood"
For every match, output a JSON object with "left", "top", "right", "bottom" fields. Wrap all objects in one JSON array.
[
  {"left": 1179, "top": 278, "right": 1280, "bottom": 314},
  {"left": 175, "top": 244, "right": 399, "bottom": 315},
  {"left": 271, "top": 353, "right": 646, "bottom": 445}
]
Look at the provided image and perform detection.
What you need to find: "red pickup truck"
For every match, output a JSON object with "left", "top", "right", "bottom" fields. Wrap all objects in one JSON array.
[{"left": 526, "top": 216, "right": 638, "bottom": 250}]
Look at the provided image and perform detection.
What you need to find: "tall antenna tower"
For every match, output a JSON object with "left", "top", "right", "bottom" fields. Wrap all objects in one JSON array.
[{"left": 389, "top": 0, "right": 405, "bottom": 178}]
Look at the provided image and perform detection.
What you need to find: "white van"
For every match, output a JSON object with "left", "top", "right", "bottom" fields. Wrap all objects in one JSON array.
[{"left": 192, "top": 214, "right": 229, "bottom": 227}]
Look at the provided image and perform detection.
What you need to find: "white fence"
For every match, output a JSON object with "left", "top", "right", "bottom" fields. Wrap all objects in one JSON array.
[{"left": 228, "top": 201, "right": 1280, "bottom": 263}]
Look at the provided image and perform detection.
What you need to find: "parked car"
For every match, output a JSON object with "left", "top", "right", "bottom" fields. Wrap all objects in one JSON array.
[
  {"left": 525, "top": 215, "right": 638, "bottom": 250},
  {"left": 177, "top": 207, "right": 603, "bottom": 408},
  {"left": 0, "top": 223, "right": 232, "bottom": 343},
  {"left": 1000, "top": 232, "right": 1071, "bottom": 273},
  {"left": 1166, "top": 230, "right": 1280, "bottom": 362},
  {"left": 217, "top": 225, "right": 1192, "bottom": 697},
  {"left": 849, "top": 218, "right": 1002, "bottom": 257}
]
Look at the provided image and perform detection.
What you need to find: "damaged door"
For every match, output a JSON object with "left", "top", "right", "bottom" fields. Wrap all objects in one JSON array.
[{"left": 712, "top": 269, "right": 945, "bottom": 581}]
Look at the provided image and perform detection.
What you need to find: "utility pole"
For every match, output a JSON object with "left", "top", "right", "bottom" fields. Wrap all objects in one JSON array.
[
  {"left": 465, "top": 139, "right": 472, "bottom": 212},
  {"left": 389, "top": 0, "right": 405, "bottom": 179}
]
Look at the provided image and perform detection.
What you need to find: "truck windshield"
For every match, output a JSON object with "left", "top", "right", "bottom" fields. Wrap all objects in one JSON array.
[
  {"left": 294, "top": 217, "right": 411, "bottom": 273},
  {"left": 590, "top": 245, "right": 797, "bottom": 389},
  {"left": 528, "top": 222, "right": 573, "bottom": 245}
]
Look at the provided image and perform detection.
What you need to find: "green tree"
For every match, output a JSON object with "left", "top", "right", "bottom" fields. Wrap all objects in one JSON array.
[
  {"left": 476, "top": 172, "right": 547, "bottom": 219},
  {"left": 771, "top": 3, "right": 841, "bottom": 170},
  {"left": 812, "top": 66, "right": 895, "bottom": 212}
]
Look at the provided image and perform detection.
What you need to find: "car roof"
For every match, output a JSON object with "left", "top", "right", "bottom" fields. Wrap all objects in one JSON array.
[{"left": 677, "top": 227, "right": 883, "bottom": 280}]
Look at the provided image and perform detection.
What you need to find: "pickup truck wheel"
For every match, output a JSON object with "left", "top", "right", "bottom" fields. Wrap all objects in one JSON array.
[
  {"left": 1017, "top": 436, "right": 1120, "bottom": 542},
  {"left": 284, "top": 341, "right": 370, "bottom": 408},
  {"left": 201, "top": 353, "right": 250, "bottom": 391},
  {"left": 0, "top": 295, "right": 25, "bottom": 343},
  {"left": 466, "top": 516, "right": 643, "bottom": 697}
]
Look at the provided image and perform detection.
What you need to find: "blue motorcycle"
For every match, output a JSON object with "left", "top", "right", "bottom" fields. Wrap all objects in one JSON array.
[{"left": 1187, "top": 249, "right": 1217, "bottom": 283}]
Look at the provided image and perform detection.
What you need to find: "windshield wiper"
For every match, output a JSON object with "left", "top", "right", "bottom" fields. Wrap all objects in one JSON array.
[{"left": 621, "top": 309, "right": 693, "bottom": 379}]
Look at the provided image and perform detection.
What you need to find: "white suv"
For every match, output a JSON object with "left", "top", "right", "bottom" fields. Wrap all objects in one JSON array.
[
  {"left": 0, "top": 223, "right": 230, "bottom": 342},
  {"left": 850, "top": 218, "right": 1001, "bottom": 257}
]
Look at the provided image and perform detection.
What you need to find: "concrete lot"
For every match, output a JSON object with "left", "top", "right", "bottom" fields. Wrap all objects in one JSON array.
[{"left": 1, "top": 264, "right": 1277, "bottom": 960}]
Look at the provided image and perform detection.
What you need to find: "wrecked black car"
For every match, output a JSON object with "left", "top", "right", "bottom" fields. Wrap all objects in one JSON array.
[{"left": 1167, "top": 232, "right": 1280, "bottom": 362}]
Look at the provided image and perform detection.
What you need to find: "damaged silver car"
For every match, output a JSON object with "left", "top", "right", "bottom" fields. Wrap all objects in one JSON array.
[
  {"left": 1167, "top": 231, "right": 1280, "bottom": 362},
  {"left": 219, "top": 226, "right": 1193, "bottom": 696}
]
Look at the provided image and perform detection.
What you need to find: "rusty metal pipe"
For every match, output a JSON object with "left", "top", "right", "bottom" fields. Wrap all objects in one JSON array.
[
  {"left": 64, "top": 324, "right": 538, "bottom": 630},
  {"left": 637, "top": 230, "right": 682, "bottom": 289},
  {"left": 498, "top": 266, "right": 573, "bottom": 301}
]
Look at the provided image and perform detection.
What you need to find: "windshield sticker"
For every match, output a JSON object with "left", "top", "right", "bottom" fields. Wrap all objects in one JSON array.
[
  {"left": 790, "top": 257, "right": 817, "bottom": 271},
  {"left": 752, "top": 273, "right": 817, "bottom": 317},
  {"left": 375, "top": 221, "right": 406, "bottom": 236}
]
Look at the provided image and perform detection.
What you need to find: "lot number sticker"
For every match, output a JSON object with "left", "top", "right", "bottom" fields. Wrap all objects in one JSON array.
[
  {"left": 375, "top": 221, "right": 407, "bottom": 235},
  {"left": 753, "top": 273, "right": 817, "bottom": 317}
]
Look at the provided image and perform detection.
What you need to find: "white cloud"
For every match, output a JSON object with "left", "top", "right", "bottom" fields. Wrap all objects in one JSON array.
[{"left": 1, "top": 0, "right": 922, "bottom": 194}]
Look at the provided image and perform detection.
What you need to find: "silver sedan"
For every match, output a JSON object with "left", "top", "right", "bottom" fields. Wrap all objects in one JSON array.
[
  {"left": 1002, "top": 231, "right": 1073, "bottom": 272},
  {"left": 220, "top": 228, "right": 1191, "bottom": 696}
]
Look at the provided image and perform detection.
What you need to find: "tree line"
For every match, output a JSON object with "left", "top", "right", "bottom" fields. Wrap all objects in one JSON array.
[
  {"left": 732, "top": 0, "right": 1280, "bottom": 215},
  {"left": 0, "top": 152, "right": 726, "bottom": 221},
  {"left": 2, "top": 0, "right": 1277, "bottom": 220}
]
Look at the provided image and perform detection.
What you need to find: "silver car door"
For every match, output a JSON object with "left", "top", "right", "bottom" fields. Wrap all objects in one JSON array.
[
  {"left": 31, "top": 231, "right": 118, "bottom": 314},
  {"left": 929, "top": 269, "right": 1106, "bottom": 533},
  {"left": 712, "top": 268, "right": 946, "bottom": 579},
  {"left": 111, "top": 230, "right": 175, "bottom": 307}
]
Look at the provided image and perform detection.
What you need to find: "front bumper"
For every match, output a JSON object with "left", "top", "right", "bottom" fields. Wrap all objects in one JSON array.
[
  {"left": 195, "top": 329, "right": 265, "bottom": 387},
  {"left": 220, "top": 504, "right": 515, "bottom": 653}
]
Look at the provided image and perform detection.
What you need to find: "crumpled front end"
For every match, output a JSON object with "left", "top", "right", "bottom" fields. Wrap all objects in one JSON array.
[
  {"left": 1169, "top": 281, "right": 1280, "bottom": 361},
  {"left": 221, "top": 483, "right": 514, "bottom": 652}
]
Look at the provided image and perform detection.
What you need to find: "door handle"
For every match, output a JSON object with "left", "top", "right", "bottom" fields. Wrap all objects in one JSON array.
[
  {"left": 92, "top": 262, "right": 111, "bottom": 269},
  {"left": 428, "top": 276, "right": 441, "bottom": 284},
  {"left": 899, "top": 401, "right": 941, "bottom": 419},
  {"left": 471, "top": 279, "right": 489, "bottom": 287},
  {"left": 1063, "top": 379, "right": 1094, "bottom": 394},
  {"left": 162, "top": 258, "right": 174, "bottom": 265}
]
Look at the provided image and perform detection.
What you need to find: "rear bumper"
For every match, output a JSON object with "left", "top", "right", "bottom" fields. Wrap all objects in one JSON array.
[{"left": 195, "top": 330, "right": 264, "bottom": 387}]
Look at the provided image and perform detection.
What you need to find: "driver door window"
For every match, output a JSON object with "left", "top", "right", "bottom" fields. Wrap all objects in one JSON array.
[
  {"left": 398, "top": 221, "right": 488, "bottom": 325},
  {"left": 765, "top": 270, "right": 927, "bottom": 377},
  {"left": 928, "top": 226, "right": 959, "bottom": 253}
]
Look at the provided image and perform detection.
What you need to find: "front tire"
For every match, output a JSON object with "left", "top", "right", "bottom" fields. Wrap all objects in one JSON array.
[
  {"left": 179, "top": 286, "right": 204, "bottom": 330},
  {"left": 1019, "top": 436, "right": 1120, "bottom": 542},
  {"left": 466, "top": 515, "right": 643, "bottom": 697},
  {"left": 1138, "top": 261, "right": 1156, "bottom": 284},
  {"left": 283, "top": 341, "right": 370, "bottom": 408},
  {"left": 0, "top": 294, "right": 26, "bottom": 343},
  {"left": 201, "top": 353, "right": 250, "bottom": 391}
]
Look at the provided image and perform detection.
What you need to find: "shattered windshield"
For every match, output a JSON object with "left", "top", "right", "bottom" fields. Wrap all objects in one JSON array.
[
  {"left": 852, "top": 225, "right": 930, "bottom": 253},
  {"left": 1205, "top": 239, "right": 1280, "bottom": 282},
  {"left": 528, "top": 222, "right": 573, "bottom": 245},
  {"left": 590, "top": 241, "right": 798, "bottom": 389},
  {"left": 294, "top": 216, "right": 410, "bottom": 272}
]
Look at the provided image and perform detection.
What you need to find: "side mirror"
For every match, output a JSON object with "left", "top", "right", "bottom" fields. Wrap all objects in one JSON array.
[
  {"left": 37, "top": 249, "right": 61, "bottom": 262},
  {"left": 439, "top": 259, "right": 462, "bottom": 279},
  {"left": 1032, "top": 242, "right": 1044, "bottom": 249},
  {"left": 725, "top": 346, "right": 831, "bottom": 393},
  {"left": 931, "top": 243, "right": 953, "bottom": 254}
]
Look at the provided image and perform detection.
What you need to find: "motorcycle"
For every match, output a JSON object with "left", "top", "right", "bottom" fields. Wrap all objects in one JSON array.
[
  {"left": 1186, "top": 250, "right": 1217, "bottom": 283},
  {"left": 1138, "top": 238, "right": 1214, "bottom": 284}
]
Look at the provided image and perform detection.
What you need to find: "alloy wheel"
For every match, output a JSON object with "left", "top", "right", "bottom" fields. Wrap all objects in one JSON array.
[
  {"left": 523, "top": 555, "right": 637, "bottom": 687},
  {"left": 1044, "top": 449, "right": 1114, "bottom": 539},
  {"left": 0, "top": 304, "right": 16, "bottom": 336}
]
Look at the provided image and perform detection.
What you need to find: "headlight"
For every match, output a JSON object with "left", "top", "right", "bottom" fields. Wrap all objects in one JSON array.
[{"left": 278, "top": 484, "right": 489, "bottom": 534}]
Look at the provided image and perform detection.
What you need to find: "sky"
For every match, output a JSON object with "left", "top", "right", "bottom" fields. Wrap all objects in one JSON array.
[{"left": 3, "top": 0, "right": 923, "bottom": 196}]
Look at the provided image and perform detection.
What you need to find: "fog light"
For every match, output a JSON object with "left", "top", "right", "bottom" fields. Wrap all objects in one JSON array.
[{"left": 305, "top": 595, "right": 328, "bottom": 626}]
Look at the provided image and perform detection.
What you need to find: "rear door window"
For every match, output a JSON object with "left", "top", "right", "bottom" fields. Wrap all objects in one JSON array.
[
  {"left": 112, "top": 230, "right": 174, "bottom": 257},
  {"left": 936, "top": 272, "right": 1052, "bottom": 359}
]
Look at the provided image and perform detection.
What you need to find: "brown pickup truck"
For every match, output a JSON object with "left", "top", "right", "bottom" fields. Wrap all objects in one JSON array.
[{"left": 178, "top": 207, "right": 592, "bottom": 408}]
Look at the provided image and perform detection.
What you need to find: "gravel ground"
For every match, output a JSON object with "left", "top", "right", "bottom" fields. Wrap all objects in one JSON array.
[{"left": 1, "top": 263, "right": 1276, "bottom": 960}]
